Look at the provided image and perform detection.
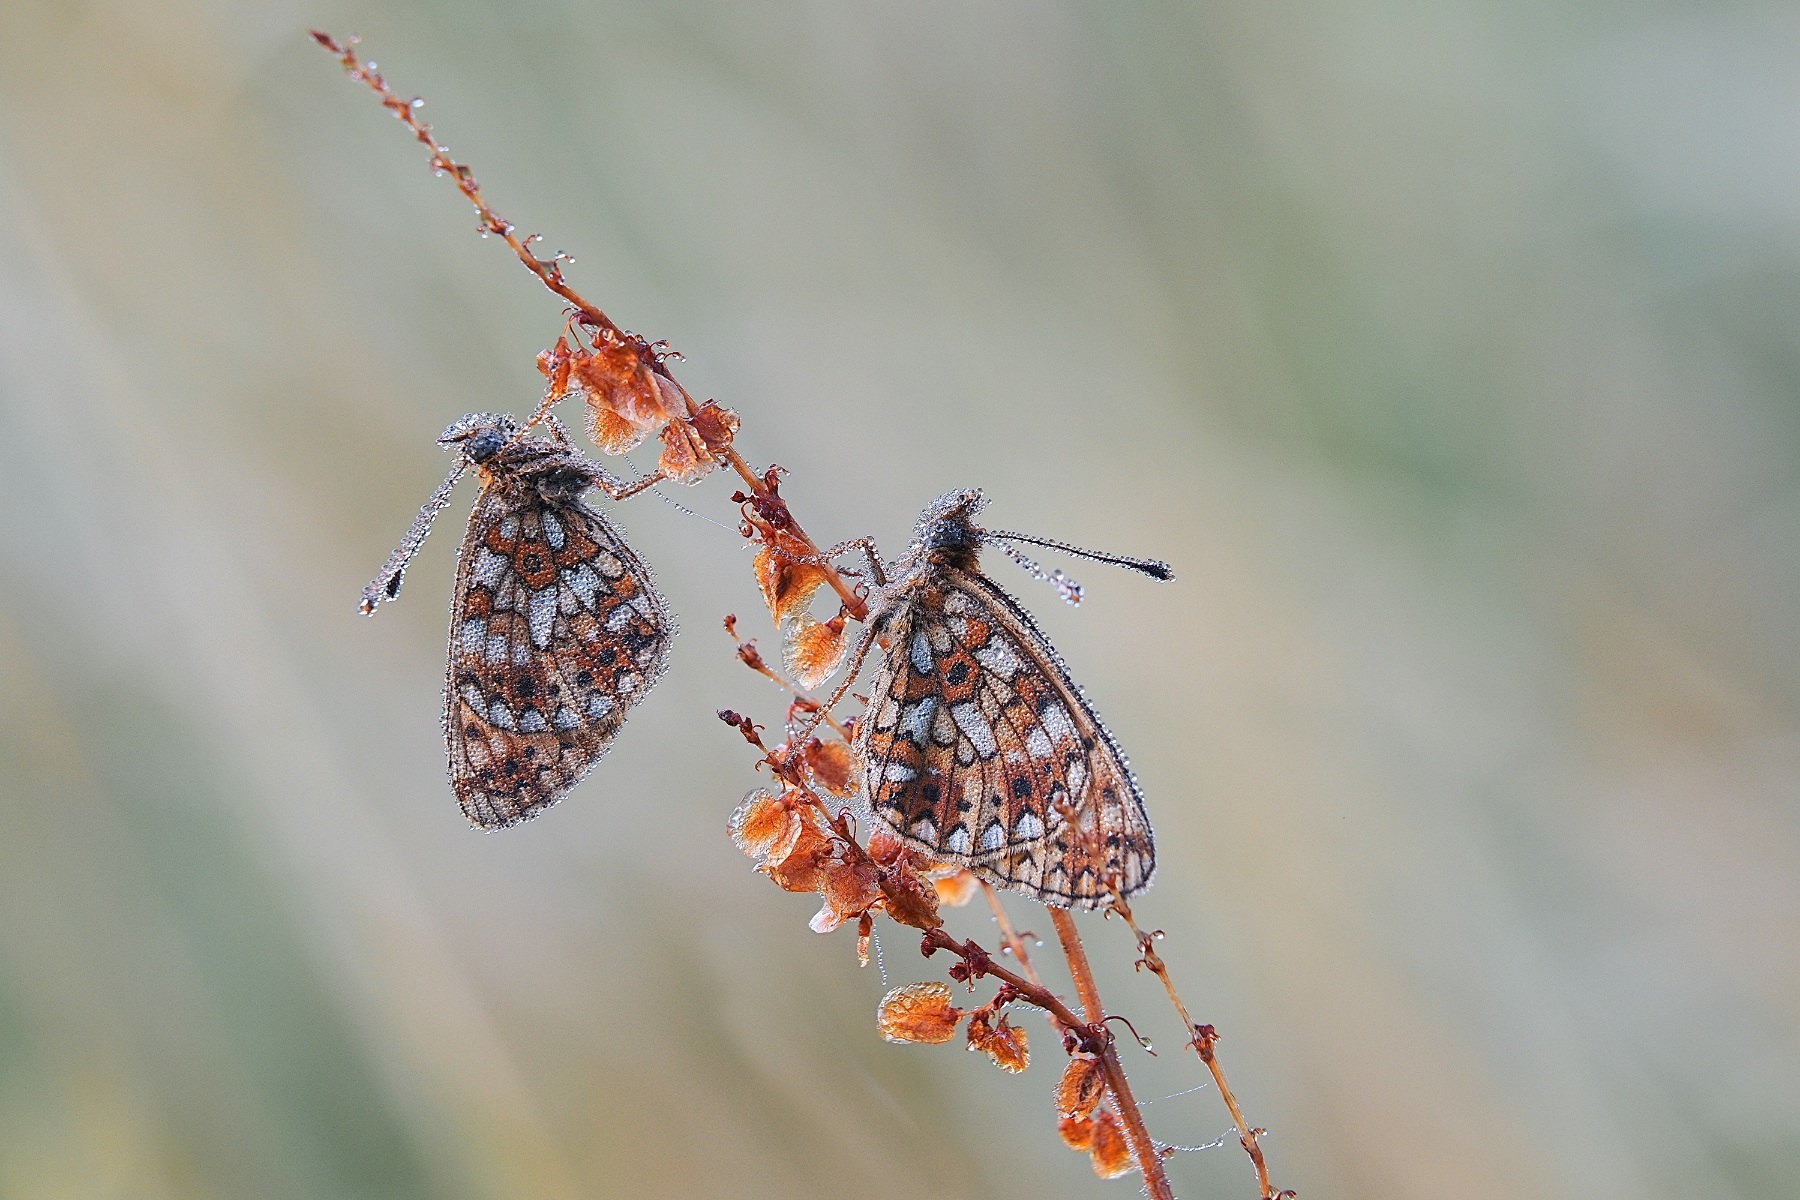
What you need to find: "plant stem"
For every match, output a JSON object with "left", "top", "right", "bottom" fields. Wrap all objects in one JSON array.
[
  {"left": 1111, "top": 901, "right": 1286, "bottom": 1200},
  {"left": 1050, "top": 909, "right": 1174, "bottom": 1199},
  {"left": 978, "top": 881, "right": 1046, "bottom": 990}
]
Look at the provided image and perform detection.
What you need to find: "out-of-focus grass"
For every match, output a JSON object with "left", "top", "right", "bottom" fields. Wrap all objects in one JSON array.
[{"left": 0, "top": 2, "right": 1795, "bottom": 1197}]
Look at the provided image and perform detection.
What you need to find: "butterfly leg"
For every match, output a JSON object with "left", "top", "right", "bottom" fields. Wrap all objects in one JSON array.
[
  {"left": 517, "top": 367, "right": 573, "bottom": 437},
  {"left": 773, "top": 537, "right": 887, "bottom": 586},
  {"left": 593, "top": 466, "right": 667, "bottom": 501},
  {"left": 541, "top": 412, "right": 574, "bottom": 446}
]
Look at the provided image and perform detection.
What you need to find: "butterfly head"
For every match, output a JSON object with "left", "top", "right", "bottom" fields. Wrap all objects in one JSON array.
[
  {"left": 911, "top": 488, "right": 990, "bottom": 570},
  {"left": 438, "top": 413, "right": 521, "bottom": 465}
]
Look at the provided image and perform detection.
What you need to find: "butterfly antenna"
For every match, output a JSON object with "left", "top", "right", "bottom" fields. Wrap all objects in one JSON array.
[
  {"left": 986, "top": 530, "right": 1174, "bottom": 583},
  {"left": 993, "top": 539, "right": 1084, "bottom": 606},
  {"left": 360, "top": 458, "right": 469, "bottom": 614}
]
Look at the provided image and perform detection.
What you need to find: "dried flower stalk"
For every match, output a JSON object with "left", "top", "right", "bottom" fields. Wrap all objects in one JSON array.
[{"left": 1111, "top": 897, "right": 1294, "bottom": 1199}]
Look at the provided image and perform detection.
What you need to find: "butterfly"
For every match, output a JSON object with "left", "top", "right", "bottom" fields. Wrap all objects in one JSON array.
[
  {"left": 824, "top": 489, "right": 1171, "bottom": 909},
  {"left": 361, "top": 413, "right": 674, "bottom": 829}
]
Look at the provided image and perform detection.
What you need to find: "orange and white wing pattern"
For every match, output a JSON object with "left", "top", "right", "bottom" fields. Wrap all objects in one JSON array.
[
  {"left": 859, "top": 567, "right": 1154, "bottom": 908},
  {"left": 444, "top": 484, "right": 672, "bottom": 828}
]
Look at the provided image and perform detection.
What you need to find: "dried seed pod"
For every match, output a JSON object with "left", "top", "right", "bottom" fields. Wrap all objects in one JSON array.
[
  {"left": 802, "top": 738, "right": 855, "bottom": 798},
  {"left": 878, "top": 981, "right": 962, "bottom": 1044},
  {"left": 587, "top": 402, "right": 648, "bottom": 454},
  {"left": 729, "top": 789, "right": 799, "bottom": 862},
  {"left": 765, "top": 820, "right": 833, "bottom": 893},
  {"left": 688, "top": 400, "right": 740, "bottom": 452},
  {"left": 571, "top": 335, "right": 677, "bottom": 430},
  {"left": 658, "top": 418, "right": 724, "bottom": 484},
  {"left": 1057, "top": 1114, "right": 1096, "bottom": 1152},
  {"left": 930, "top": 868, "right": 981, "bottom": 908},
  {"left": 784, "top": 612, "right": 847, "bottom": 689},
  {"left": 753, "top": 531, "right": 831, "bottom": 626},
  {"left": 811, "top": 847, "right": 882, "bottom": 933},
  {"left": 967, "top": 1012, "right": 1029, "bottom": 1073},
  {"left": 1056, "top": 1055, "right": 1106, "bottom": 1120},
  {"left": 877, "top": 859, "right": 943, "bottom": 932},
  {"left": 1087, "top": 1110, "right": 1133, "bottom": 1179}
]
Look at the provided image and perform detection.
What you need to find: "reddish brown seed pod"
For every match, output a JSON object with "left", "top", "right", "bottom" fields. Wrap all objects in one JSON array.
[{"left": 877, "top": 982, "right": 962, "bottom": 1045}]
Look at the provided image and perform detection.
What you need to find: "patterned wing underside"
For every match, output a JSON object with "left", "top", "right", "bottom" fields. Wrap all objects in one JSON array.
[
  {"left": 444, "top": 486, "right": 672, "bottom": 828},
  {"left": 859, "top": 569, "right": 1154, "bottom": 908}
]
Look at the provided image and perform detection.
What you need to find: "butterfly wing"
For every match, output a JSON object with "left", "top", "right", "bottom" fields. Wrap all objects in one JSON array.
[
  {"left": 444, "top": 484, "right": 673, "bottom": 828},
  {"left": 860, "top": 568, "right": 1155, "bottom": 907}
]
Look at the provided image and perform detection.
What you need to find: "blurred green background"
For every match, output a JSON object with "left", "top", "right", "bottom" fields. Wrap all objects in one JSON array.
[{"left": 1, "top": 2, "right": 1796, "bottom": 1197}]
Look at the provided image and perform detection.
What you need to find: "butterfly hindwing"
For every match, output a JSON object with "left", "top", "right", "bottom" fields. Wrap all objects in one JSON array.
[
  {"left": 861, "top": 566, "right": 1154, "bottom": 907},
  {"left": 444, "top": 482, "right": 672, "bottom": 829}
]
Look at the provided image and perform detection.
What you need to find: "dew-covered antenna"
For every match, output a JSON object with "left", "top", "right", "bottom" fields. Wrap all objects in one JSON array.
[
  {"left": 360, "top": 458, "right": 470, "bottom": 613},
  {"left": 992, "top": 539, "right": 1086, "bottom": 605},
  {"left": 984, "top": 529, "right": 1173, "bottom": 606}
]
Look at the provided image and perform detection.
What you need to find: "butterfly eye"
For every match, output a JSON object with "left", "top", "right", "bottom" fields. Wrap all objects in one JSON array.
[
  {"left": 924, "top": 523, "right": 975, "bottom": 552},
  {"left": 464, "top": 429, "right": 508, "bottom": 462}
]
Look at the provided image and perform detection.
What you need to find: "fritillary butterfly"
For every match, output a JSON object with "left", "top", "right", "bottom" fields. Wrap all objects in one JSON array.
[
  {"left": 361, "top": 413, "right": 674, "bottom": 828},
  {"left": 834, "top": 489, "right": 1170, "bottom": 908}
]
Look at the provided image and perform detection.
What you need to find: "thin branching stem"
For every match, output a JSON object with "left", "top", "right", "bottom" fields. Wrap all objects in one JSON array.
[
  {"left": 1052, "top": 909, "right": 1174, "bottom": 1198},
  {"left": 721, "top": 616, "right": 852, "bottom": 740},
  {"left": 978, "top": 880, "right": 1046, "bottom": 990},
  {"left": 1112, "top": 899, "right": 1290, "bottom": 1199}
]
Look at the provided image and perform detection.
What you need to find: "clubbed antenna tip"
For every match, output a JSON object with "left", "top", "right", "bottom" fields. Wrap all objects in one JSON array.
[{"left": 987, "top": 530, "right": 1174, "bottom": 590}]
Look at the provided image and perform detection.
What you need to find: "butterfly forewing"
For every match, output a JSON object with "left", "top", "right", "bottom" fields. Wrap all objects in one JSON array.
[
  {"left": 860, "top": 566, "right": 1154, "bottom": 908},
  {"left": 445, "top": 481, "right": 672, "bottom": 828}
]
